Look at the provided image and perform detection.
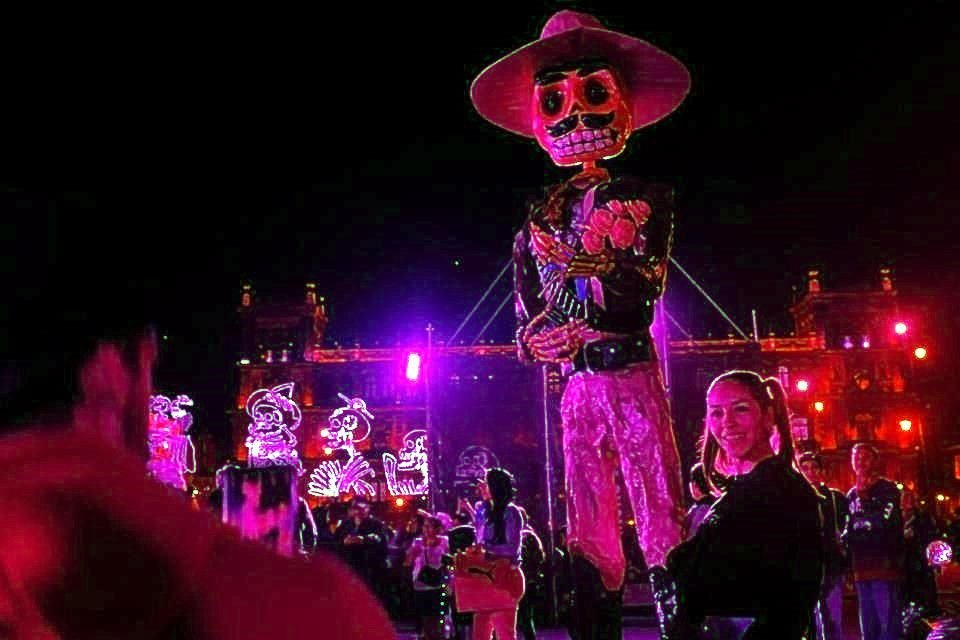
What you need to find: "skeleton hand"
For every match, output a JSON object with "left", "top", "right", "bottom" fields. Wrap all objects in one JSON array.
[
  {"left": 522, "top": 312, "right": 588, "bottom": 363},
  {"left": 566, "top": 252, "right": 615, "bottom": 278},
  {"left": 529, "top": 223, "right": 576, "bottom": 266}
]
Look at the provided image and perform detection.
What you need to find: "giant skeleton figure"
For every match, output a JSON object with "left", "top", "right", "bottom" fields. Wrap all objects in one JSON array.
[{"left": 471, "top": 11, "right": 688, "bottom": 639}]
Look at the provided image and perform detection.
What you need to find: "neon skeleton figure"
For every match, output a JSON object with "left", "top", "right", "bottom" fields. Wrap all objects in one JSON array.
[
  {"left": 244, "top": 382, "right": 304, "bottom": 474},
  {"left": 382, "top": 429, "right": 429, "bottom": 496},
  {"left": 455, "top": 445, "right": 500, "bottom": 483},
  {"left": 307, "top": 394, "right": 376, "bottom": 498},
  {"left": 147, "top": 394, "right": 196, "bottom": 491},
  {"left": 471, "top": 11, "right": 689, "bottom": 638}
]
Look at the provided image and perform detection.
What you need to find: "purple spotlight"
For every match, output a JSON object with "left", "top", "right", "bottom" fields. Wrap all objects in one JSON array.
[{"left": 405, "top": 353, "right": 422, "bottom": 381}]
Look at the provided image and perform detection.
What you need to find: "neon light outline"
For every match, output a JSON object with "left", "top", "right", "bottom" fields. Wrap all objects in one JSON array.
[
  {"left": 383, "top": 429, "right": 428, "bottom": 496},
  {"left": 148, "top": 394, "right": 196, "bottom": 490},
  {"left": 244, "top": 382, "right": 304, "bottom": 474},
  {"left": 307, "top": 394, "right": 377, "bottom": 498}
]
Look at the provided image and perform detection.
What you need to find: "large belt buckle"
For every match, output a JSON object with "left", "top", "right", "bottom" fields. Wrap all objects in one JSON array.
[{"left": 580, "top": 342, "right": 602, "bottom": 374}]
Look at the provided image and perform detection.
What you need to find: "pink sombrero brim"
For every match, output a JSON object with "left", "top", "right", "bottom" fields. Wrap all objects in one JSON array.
[{"left": 470, "top": 27, "right": 691, "bottom": 138}]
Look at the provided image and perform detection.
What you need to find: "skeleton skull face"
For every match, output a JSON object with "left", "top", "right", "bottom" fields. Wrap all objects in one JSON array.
[
  {"left": 246, "top": 384, "right": 301, "bottom": 438},
  {"left": 397, "top": 430, "right": 427, "bottom": 471},
  {"left": 325, "top": 398, "right": 372, "bottom": 451},
  {"left": 531, "top": 60, "right": 632, "bottom": 166}
]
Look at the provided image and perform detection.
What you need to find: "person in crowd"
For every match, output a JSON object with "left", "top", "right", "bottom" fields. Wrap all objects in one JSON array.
[
  {"left": 682, "top": 462, "right": 715, "bottom": 541},
  {"left": 844, "top": 442, "right": 905, "bottom": 640},
  {"left": 315, "top": 503, "right": 345, "bottom": 554},
  {"left": 666, "top": 370, "right": 824, "bottom": 639},
  {"left": 945, "top": 507, "right": 960, "bottom": 556},
  {"left": 336, "top": 498, "right": 390, "bottom": 602},
  {"left": 406, "top": 514, "right": 451, "bottom": 640},
  {"left": 447, "top": 502, "right": 477, "bottom": 640},
  {"left": 516, "top": 506, "right": 545, "bottom": 640},
  {"left": 798, "top": 451, "right": 850, "bottom": 640},
  {"left": 554, "top": 526, "right": 577, "bottom": 640},
  {"left": 0, "top": 305, "right": 392, "bottom": 638},
  {"left": 472, "top": 467, "right": 525, "bottom": 640},
  {"left": 902, "top": 488, "right": 940, "bottom": 616},
  {"left": 296, "top": 496, "right": 318, "bottom": 555}
]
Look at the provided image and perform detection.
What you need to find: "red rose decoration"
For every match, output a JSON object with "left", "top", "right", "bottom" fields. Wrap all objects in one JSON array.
[{"left": 582, "top": 199, "right": 651, "bottom": 254}]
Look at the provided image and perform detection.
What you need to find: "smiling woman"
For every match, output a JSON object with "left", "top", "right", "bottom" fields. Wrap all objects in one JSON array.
[{"left": 665, "top": 370, "right": 824, "bottom": 639}]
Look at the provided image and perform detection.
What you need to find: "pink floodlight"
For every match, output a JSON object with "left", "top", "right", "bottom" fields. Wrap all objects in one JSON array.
[{"left": 406, "top": 353, "right": 422, "bottom": 381}]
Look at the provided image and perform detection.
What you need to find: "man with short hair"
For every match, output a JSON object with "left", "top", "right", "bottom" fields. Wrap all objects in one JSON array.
[
  {"left": 798, "top": 452, "right": 850, "bottom": 640},
  {"left": 336, "top": 498, "right": 390, "bottom": 600},
  {"left": 844, "top": 443, "right": 904, "bottom": 640}
]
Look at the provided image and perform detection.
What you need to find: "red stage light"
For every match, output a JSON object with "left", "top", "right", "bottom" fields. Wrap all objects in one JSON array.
[
  {"left": 899, "top": 419, "right": 913, "bottom": 432},
  {"left": 895, "top": 322, "right": 908, "bottom": 335},
  {"left": 915, "top": 347, "right": 927, "bottom": 360},
  {"left": 796, "top": 379, "right": 809, "bottom": 392},
  {"left": 814, "top": 401, "right": 824, "bottom": 412}
]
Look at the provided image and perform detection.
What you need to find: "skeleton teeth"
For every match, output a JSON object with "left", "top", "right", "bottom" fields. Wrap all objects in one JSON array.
[
  {"left": 571, "top": 131, "right": 582, "bottom": 142},
  {"left": 574, "top": 143, "right": 584, "bottom": 153},
  {"left": 583, "top": 130, "right": 595, "bottom": 141},
  {"left": 584, "top": 142, "right": 596, "bottom": 151}
]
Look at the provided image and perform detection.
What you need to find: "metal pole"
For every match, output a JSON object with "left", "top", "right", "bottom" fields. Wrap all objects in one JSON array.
[
  {"left": 541, "top": 364, "right": 559, "bottom": 625},
  {"left": 752, "top": 308, "right": 760, "bottom": 342},
  {"left": 425, "top": 323, "right": 438, "bottom": 512},
  {"left": 657, "top": 298, "right": 671, "bottom": 393}
]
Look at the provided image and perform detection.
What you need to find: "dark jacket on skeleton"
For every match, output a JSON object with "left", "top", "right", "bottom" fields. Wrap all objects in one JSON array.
[{"left": 513, "top": 173, "right": 673, "bottom": 368}]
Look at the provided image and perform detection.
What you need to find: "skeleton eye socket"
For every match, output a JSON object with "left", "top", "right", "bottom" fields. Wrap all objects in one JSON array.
[
  {"left": 584, "top": 79, "right": 609, "bottom": 106},
  {"left": 541, "top": 90, "right": 564, "bottom": 116}
]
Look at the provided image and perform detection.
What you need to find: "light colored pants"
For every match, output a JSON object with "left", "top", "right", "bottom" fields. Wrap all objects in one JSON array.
[
  {"left": 816, "top": 574, "right": 844, "bottom": 640},
  {"left": 856, "top": 580, "right": 901, "bottom": 640},
  {"left": 561, "top": 362, "right": 684, "bottom": 591},
  {"left": 472, "top": 608, "right": 517, "bottom": 640}
]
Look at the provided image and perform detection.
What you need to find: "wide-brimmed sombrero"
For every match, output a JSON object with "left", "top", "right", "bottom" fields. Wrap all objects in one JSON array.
[{"left": 470, "top": 10, "right": 691, "bottom": 138}]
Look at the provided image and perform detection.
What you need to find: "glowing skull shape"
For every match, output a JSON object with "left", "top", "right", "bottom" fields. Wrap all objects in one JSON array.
[
  {"left": 532, "top": 61, "right": 633, "bottom": 167},
  {"left": 325, "top": 393, "right": 373, "bottom": 456},
  {"left": 455, "top": 445, "right": 500, "bottom": 481},
  {"left": 397, "top": 429, "right": 427, "bottom": 472},
  {"left": 244, "top": 383, "right": 303, "bottom": 473},
  {"left": 383, "top": 429, "right": 429, "bottom": 496}
]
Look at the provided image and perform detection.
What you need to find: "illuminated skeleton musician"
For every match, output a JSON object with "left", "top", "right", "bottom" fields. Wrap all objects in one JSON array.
[{"left": 470, "top": 11, "right": 688, "bottom": 639}]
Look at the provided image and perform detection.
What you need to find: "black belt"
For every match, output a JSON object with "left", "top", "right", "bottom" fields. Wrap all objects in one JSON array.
[{"left": 572, "top": 336, "right": 653, "bottom": 373}]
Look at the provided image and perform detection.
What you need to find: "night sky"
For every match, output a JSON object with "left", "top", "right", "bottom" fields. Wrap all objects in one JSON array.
[{"left": 1, "top": 2, "right": 957, "bottom": 431}]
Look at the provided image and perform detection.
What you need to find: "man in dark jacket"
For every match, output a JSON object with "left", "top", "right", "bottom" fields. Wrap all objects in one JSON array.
[
  {"left": 799, "top": 452, "right": 850, "bottom": 640},
  {"left": 335, "top": 499, "right": 389, "bottom": 603},
  {"left": 844, "top": 443, "right": 904, "bottom": 640}
]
